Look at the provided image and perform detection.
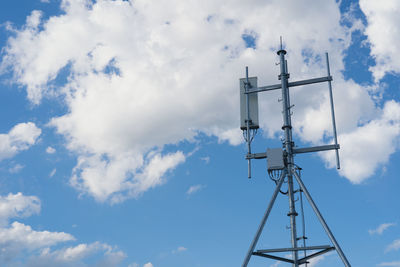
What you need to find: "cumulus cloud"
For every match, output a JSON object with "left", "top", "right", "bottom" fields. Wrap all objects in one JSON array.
[
  {"left": 0, "top": 192, "right": 40, "bottom": 226},
  {"left": 369, "top": 223, "right": 396, "bottom": 235},
  {"left": 27, "top": 242, "right": 126, "bottom": 267},
  {"left": 360, "top": 0, "right": 400, "bottom": 81},
  {"left": 321, "top": 100, "right": 400, "bottom": 183},
  {"left": 0, "top": 192, "right": 125, "bottom": 266},
  {"left": 70, "top": 151, "right": 185, "bottom": 203},
  {"left": 0, "top": 122, "right": 41, "bottom": 161},
  {"left": 2, "top": 0, "right": 399, "bottom": 201},
  {"left": 0, "top": 221, "right": 74, "bottom": 253}
]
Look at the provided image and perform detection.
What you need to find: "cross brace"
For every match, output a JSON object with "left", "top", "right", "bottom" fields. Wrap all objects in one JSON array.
[{"left": 252, "top": 246, "right": 335, "bottom": 265}]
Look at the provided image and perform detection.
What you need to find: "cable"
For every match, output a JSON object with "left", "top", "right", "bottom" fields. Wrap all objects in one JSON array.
[
  {"left": 296, "top": 166, "right": 308, "bottom": 267},
  {"left": 268, "top": 169, "right": 288, "bottom": 195}
]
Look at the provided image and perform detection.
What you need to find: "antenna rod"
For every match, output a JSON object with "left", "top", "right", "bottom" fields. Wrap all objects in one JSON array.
[
  {"left": 278, "top": 47, "right": 299, "bottom": 267},
  {"left": 245, "top": 66, "right": 252, "bottom": 178},
  {"left": 325, "top": 52, "right": 341, "bottom": 169}
]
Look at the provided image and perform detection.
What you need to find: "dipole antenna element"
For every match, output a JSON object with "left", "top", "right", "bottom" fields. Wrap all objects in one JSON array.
[{"left": 239, "top": 40, "right": 349, "bottom": 267}]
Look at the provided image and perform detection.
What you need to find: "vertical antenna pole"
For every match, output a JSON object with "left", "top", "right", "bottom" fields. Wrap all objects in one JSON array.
[
  {"left": 278, "top": 46, "right": 299, "bottom": 267},
  {"left": 325, "top": 53, "right": 341, "bottom": 169},
  {"left": 245, "top": 66, "right": 252, "bottom": 178}
]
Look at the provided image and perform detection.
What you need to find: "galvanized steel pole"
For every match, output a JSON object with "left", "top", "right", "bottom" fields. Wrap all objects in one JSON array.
[
  {"left": 325, "top": 52, "right": 341, "bottom": 169},
  {"left": 245, "top": 67, "right": 252, "bottom": 178},
  {"left": 278, "top": 48, "right": 299, "bottom": 267}
]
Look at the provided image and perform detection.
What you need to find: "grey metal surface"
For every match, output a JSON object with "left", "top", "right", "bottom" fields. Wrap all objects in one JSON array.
[
  {"left": 241, "top": 173, "right": 285, "bottom": 267},
  {"left": 325, "top": 52, "right": 341, "bottom": 169},
  {"left": 278, "top": 50, "right": 299, "bottom": 267},
  {"left": 240, "top": 46, "right": 349, "bottom": 267},
  {"left": 257, "top": 245, "right": 333, "bottom": 253},
  {"left": 245, "top": 152, "right": 267, "bottom": 159},
  {"left": 252, "top": 252, "right": 294, "bottom": 263},
  {"left": 293, "top": 144, "right": 340, "bottom": 154},
  {"left": 292, "top": 171, "right": 351, "bottom": 267},
  {"left": 288, "top": 76, "right": 332, "bottom": 88},
  {"left": 240, "top": 76, "right": 259, "bottom": 130},
  {"left": 245, "top": 76, "right": 332, "bottom": 94},
  {"left": 267, "top": 148, "right": 285, "bottom": 170}
]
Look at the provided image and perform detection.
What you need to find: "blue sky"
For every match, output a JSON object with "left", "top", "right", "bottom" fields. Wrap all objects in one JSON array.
[{"left": 0, "top": 0, "right": 399, "bottom": 266}]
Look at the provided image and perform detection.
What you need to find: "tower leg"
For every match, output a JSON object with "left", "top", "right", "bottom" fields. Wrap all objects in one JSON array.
[
  {"left": 242, "top": 173, "right": 286, "bottom": 267},
  {"left": 292, "top": 171, "right": 351, "bottom": 267}
]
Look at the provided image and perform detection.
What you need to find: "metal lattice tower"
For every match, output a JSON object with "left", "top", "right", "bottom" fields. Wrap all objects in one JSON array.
[{"left": 240, "top": 40, "right": 350, "bottom": 267}]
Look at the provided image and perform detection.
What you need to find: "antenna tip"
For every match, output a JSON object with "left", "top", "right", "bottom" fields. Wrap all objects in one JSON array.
[{"left": 277, "top": 36, "right": 286, "bottom": 55}]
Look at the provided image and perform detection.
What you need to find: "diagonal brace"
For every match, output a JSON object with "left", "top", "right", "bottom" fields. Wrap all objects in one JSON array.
[
  {"left": 242, "top": 173, "right": 286, "bottom": 267},
  {"left": 252, "top": 252, "right": 294, "bottom": 263},
  {"left": 292, "top": 171, "right": 351, "bottom": 267},
  {"left": 298, "top": 247, "right": 335, "bottom": 265}
]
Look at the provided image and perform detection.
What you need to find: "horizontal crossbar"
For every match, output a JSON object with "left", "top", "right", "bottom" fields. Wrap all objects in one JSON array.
[
  {"left": 245, "top": 76, "right": 333, "bottom": 94},
  {"left": 253, "top": 246, "right": 334, "bottom": 265},
  {"left": 256, "top": 245, "right": 332, "bottom": 253},
  {"left": 245, "top": 152, "right": 267, "bottom": 159},
  {"left": 293, "top": 144, "right": 339, "bottom": 154}
]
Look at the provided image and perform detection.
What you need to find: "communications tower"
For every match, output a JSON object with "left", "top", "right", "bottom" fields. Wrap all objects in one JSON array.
[{"left": 240, "top": 40, "right": 350, "bottom": 267}]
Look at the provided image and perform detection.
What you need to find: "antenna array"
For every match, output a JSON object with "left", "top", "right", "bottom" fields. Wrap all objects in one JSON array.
[{"left": 240, "top": 40, "right": 350, "bottom": 267}]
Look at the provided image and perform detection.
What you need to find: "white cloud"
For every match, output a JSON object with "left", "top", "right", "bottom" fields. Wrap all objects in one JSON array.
[
  {"left": 49, "top": 168, "right": 57, "bottom": 177},
  {"left": 186, "top": 184, "right": 205, "bottom": 196},
  {"left": 0, "top": 122, "right": 41, "bottom": 161},
  {"left": 360, "top": 0, "right": 400, "bottom": 81},
  {"left": 2, "top": 0, "right": 400, "bottom": 200},
  {"left": 0, "top": 192, "right": 125, "bottom": 266},
  {"left": 46, "top": 146, "right": 56, "bottom": 154},
  {"left": 9, "top": 163, "right": 24, "bottom": 173},
  {"left": 27, "top": 242, "right": 126, "bottom": 267},
  {"left": 172, "top": 246, "right": 187, "bottom": 254},
  {"left": 143, "top": 263, "right": 154, "bottom": 267},
  {"left": 321, "top": 100, "right": 400, "bottom": 183},
  {"left": 386, "top": 239, "right": 400, "bottom": 253},
  {"left": 0, "top": 192, "right": 40, "bottom": 226},
  {"left": 0, "top": 221, "right": 74, "bottom": 250},
  {"left": 70, "top": 151, "right": 185, "bottom": 203},
  {"left": 369, "top": 223, "right": 396, "bottom": 235},
  {"left": 379, "top": 262, "right": 400, "bottom": 267}
]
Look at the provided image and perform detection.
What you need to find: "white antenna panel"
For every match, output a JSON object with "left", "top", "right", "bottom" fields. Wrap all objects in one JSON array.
[{"left": 240, "top": 77, "right": 259, "bottom": 130}]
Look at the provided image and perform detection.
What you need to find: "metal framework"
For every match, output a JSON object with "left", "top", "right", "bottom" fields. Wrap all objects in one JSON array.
[{"left": 240, "top": 42, "right": 350, "bottom": 267}]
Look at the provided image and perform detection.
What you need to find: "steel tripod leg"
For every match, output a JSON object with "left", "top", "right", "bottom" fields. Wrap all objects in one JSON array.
[
  {"left": 242, "top": 174, "right": 285, "bottom": 267},
  {"left": 292, "top": 171, "right": 351, "bottom": 267}
]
